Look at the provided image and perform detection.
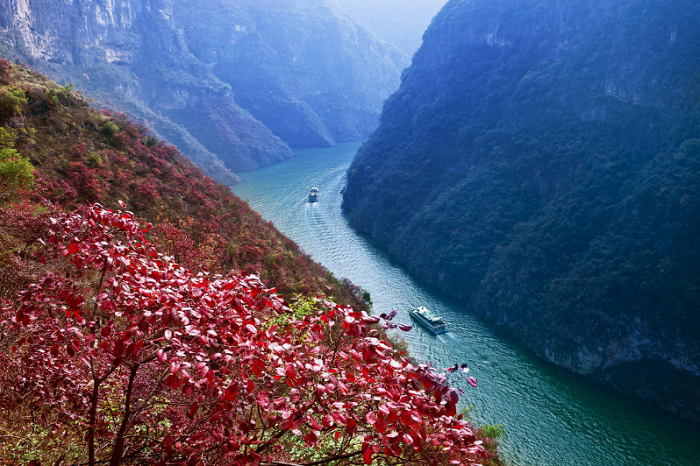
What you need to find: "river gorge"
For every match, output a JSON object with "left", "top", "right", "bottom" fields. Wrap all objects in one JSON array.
[{"left": 231, "top": 141, "right": 700, "bottom": 466}]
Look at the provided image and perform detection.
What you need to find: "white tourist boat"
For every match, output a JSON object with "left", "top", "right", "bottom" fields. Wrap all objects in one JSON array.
[{"left": 409, "top": 306, "right": 447, "bottom": 335}]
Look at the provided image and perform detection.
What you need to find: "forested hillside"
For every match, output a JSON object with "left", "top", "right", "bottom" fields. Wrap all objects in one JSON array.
[
  {"left": 0, "top": 0, "right": 405, "bottom": 182},
  {"left": 0, "top": 62, "right": 364, "bottom": 307},
  {"left": 0, "top": 62, "right": 501, "bottom": 465},
  {"left": 343, "top": 0, "right": 700, "bottom": 422}
]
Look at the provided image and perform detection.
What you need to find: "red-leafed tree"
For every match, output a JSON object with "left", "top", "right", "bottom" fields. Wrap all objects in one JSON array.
[{"left": 0, "top": 204, "right": 488, "bottom": 466}]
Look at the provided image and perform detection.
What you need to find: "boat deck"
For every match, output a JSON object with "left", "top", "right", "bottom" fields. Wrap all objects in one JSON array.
[{"left": 410, "top": 307, "right": 447, "bottom": 334}]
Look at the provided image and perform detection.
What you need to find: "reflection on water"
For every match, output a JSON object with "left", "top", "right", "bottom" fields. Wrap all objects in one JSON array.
[{"left": 231, "top": 141, "right": 700, "bottom": 466}]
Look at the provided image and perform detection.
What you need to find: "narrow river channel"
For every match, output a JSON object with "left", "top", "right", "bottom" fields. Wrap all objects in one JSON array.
[{"left": 231, "top": 141, "right": 700, "bottom": 466}]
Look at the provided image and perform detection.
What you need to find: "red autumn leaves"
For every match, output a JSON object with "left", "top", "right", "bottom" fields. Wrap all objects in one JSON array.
[{"left": 0, "top": 203, "right": 486, "bottom": 465}]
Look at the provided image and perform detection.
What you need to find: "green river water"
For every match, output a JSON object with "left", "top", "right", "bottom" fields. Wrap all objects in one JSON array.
[{"left": 231, "top": 141, "right": 700, "bottom": 466}]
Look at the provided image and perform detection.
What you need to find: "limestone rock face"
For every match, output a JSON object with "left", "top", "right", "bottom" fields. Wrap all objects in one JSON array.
[{"left": 0, "top": 0, "right": 405, "bottom": 182}]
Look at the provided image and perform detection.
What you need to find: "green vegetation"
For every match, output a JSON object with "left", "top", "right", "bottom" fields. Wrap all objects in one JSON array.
[
  {"left": 0, "top": 87, "right": 27, "bottom": 116},
  {"left": 101, "top": 121, "right": 120, "bottom": 138},
  {"left": 85, "top": 150, "right": 102, "bottom": 167},
  {"left": 362, "top": 289, "right": 373, "bottom": 306},
  {"left": 0, "top": 127, "right": 34, "bottom": 197},
  {"left": 343, "top": 0, "right": 700, "bottom": 423},
  {"left": 46, "top": 87, "right": 59, "bottom": 107},
  {"left": 459, "top": 406, "right": 504, "bottom": 466},
  {"left": 265, "top": 296, "right": 319, "bottom": 331},
  {"left": 480, "top": 424, "right": 506, "bottom": 442}
]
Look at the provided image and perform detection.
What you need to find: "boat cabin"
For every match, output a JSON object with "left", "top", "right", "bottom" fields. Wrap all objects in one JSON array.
[
  {"left": 410, "top": 306, "right": 448, "bottom": 334},
  {"left": 309, "top": 188, "right": 320, "bottom": 203}
]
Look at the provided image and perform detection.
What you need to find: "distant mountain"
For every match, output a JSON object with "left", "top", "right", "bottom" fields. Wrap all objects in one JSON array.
[
  {"left": 0, "top": 0, "right": 406, "bottom": 182},
  {"left": 333, "top": 0, "right": 447, "bottom": 56},
  {"left": 343, "top": 0, "right": 700, "bottom": 422}
]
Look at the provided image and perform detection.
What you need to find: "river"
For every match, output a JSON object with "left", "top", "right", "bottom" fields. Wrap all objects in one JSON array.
[{"left": 231, "top": 141, "right": 700, "bottom": 466}]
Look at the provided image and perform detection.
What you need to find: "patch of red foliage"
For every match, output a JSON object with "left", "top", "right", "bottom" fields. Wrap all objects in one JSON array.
[{"left": 0, "top": 204, "right": 490, "bottom": 465}]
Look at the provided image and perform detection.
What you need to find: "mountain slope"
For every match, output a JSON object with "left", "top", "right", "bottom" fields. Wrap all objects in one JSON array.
[
  {"left": 0, "top": 61, "right": 367, "bottom": 310},
  {"left": 343, "top": 0, "right": 700, "bottom": 422},
  {"left": 177, "top": 0, "right": 408, "bottom": 148},
  {"left": 0, "top": 0, "right": 405, "bottom": 181}
]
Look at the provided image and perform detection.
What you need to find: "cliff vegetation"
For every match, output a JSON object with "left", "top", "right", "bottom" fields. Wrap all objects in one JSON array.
[{"left": 343, "top": 0, "right": 700, "bottom": 423}]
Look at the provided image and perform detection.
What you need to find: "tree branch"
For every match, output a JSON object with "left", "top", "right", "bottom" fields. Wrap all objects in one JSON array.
[
  {"left": 92, "top": 263, "right": 109, "bottom": 318},
  {"left": 109, "top": 362, "right": 139, "bottom": 466},
  {"left": 131, "top": 366, "right": 169, "bottom": 413}
]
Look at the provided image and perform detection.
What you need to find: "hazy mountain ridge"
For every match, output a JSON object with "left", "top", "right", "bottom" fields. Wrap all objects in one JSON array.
[
  {"left": 343, "top": 0, "right": 700, "bottom": 422},
  {"left": 333, "top": 0, "right": 447, "bottom": 56},
  {"left": 176, "top": 0, "right": 408, "bottom": 148},
  {"left": 0, "top": 0, "right": 405, "bottom": 182}
]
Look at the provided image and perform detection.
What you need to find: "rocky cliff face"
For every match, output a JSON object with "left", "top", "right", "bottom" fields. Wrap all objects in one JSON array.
[
  {"left": 343, "top": 0, "right": 700, "bottom": 422},
  {"left": 175, "top": 0, "right": 407, "bottom": 148},
  {"left": 0, "top": 0, "right": 405, "bottom": 182}
]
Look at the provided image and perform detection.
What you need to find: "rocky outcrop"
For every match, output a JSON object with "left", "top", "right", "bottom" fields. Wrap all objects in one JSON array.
[
  {"left": 0, "top": 0, "right": 405, "bottom": 182},
  {"left": 343, "top": 0, "right": 700, "bottom": 422}
]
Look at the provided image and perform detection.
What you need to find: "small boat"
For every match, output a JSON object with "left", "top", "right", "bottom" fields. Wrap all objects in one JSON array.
[
  {"left": 308, "top": 188, "right": 319, "bottom": 203},
  {"left": 409, "top": 307, "right": 447, "bottom": 335}
]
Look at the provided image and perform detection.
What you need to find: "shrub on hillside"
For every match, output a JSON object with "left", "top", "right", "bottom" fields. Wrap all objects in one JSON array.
[
  {"left": 0, "top": 88, "right": 27, "bottom": 119},
  {"left": 101, "top": 120, "right": 120, "bottom": 138},
  {"left": 0, "top": 60, "right": 15, "bottom": 86},
  {"left": 0, "top": 128, "right": 34, "bottom": 198},
  {"left": 0, "top": 204, "right": 488, "bottom": 465}
]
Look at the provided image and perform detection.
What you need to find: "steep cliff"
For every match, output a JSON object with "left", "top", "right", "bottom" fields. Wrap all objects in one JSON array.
[
  {"left": 343, "top": 0, "right": 700, "bottom": 422},
  {"left": 175, "top": 0, "right": 407, "bottom": 148},
  {"left": 0, "top": 0, "right": 405, "bottom": 181}
]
